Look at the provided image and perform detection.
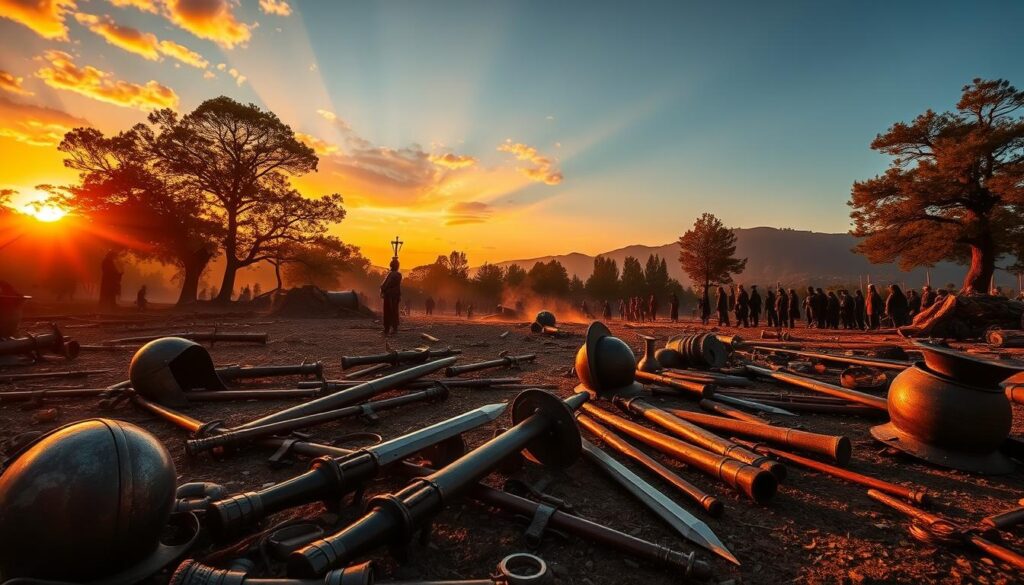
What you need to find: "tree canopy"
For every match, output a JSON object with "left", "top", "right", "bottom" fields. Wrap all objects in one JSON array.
[
  {"left": 677, "top": 213, "right": 747, "bottom": 289},
  {"left": 850, "top": 78, "right": 1024, "bottom": 293}
]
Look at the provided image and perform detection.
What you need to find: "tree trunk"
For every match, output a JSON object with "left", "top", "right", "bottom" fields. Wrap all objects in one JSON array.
[
  {"left": 176, "top": 246, "right": 213, "bottom": 307},
  {"left": 962, "top": 234, "right": 996, "bottom": 295},
  {"left": 216, "top": 257, "right": 238, "bottom": 304},
  {"left": 274, "top": 262, "right": 283, "bottom": 291}
]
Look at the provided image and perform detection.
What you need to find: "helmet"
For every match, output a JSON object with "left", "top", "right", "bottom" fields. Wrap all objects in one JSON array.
[
  {"left": 574, "top": 321, "right": 642, "bottom": 398},
  {"left": 129, "top": 337, "right": 226, "bottom": 406},
  {"left": 871, "top": 363, "right": 1014, "bottom": 474},
  {"left": 0, "top": 419, "right": 179, "bottom": 581},
  {"left": 534, "top": 310, "right": 556, "bottom": 327}
]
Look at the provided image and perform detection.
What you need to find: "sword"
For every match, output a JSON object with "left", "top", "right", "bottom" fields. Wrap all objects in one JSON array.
[
  {"left": 712, "top": 394, "right": 797, "bottom": 416},
  {"left": 207, "top": 401, "right": 506, "bottom": 538},
  {"left": 581, "top": 439, "right": 739, "bottom": 565}
]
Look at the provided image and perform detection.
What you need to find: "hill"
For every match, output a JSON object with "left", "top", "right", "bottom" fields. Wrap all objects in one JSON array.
[{"left": 488, "top": 227, "right": 977, "bottom": 289}]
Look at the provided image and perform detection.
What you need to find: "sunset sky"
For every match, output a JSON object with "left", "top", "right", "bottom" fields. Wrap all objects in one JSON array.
[{"left": 2, "top": 1, "right": 1023, "bottom": 268}]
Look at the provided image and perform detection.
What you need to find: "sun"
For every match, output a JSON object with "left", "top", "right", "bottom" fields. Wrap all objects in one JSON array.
[{"left": 22, "top": 203, "right": 67, "bottom": 222}]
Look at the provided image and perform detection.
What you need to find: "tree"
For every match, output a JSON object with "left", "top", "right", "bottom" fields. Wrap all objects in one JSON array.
[
  {"left": 281, "top": 236, "right": 365, "bottom": 289},
  {"left": 569, "top": 275, "right": 586, "bottom": 300},
  {"left": 55, "top": 127, "right": 219, "bottom": 306},
  {"left": 148, "top": 96, "right": 344, "bottom": 303},
  {"left": 677, "top": 213, "right": 747, "bottom": 290},
  {"left": 528, "top": 260, "right": 570, "bottom": 298},
  {"left": 438, "top": 250, "right": 470, "bottom": 280},
  {"left": 620, "top": 256, "right": 646, "bottom": 298},
  {"left": 504, "top": 264, "right": 527, "bottom": 288},
  {"left": 586, "top": 255, "right": 619, "bottom": 301},
  {"left": 850, "top": 79, "right": 1024, "bottom": 293},
  {"left": 472, "top": 263, "right": 505, "bottom": 305},
  {"left": 644, "top": 254, "right": 670, "bottom": 297}
]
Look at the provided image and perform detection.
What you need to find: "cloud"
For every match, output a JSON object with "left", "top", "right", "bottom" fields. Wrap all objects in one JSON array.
[
  {"left": 74, "top": 12, "right": 210, "bottom": 69},
  {"left": 0, "top": 95, "right": 90, "bottom": 146},
  {"left": 0, "top": 71, "right": 33, "bottom": 96},
  {"left": 107, "top": 0, "right": 158, "bottom": 13},
  {"left": 430, "top": 152, "right": 477, "bottom": 170},
  {"left": 35, "top": 50, "right": 179, "bottom": 111},
  {"left": 498, "top": 140, "right": 563, "bottom": 185},
  {"left": 259, "top": 0, "right": 291, "bottom": 16},
  {"left": 0, "top": 0, "right": 76, "bottom": 40},
  {"left": 224, "top": 66, "right": 246, "bottom": 86},
  {"left": 158, "top": 40, "right": 208, "bottom": 68},
  {"left": 445, "top": 201, "right": 493, "bottom": 225},
  {"left": 164, "top": 0, "right": 254, "bottom": 49},
  {"left": 202, "top": 70, "right": 215, "bottom": 79},
  {"left": 316, "top": 108, "right": 353, "bottom": 132},
  {"left": 295, "top": 132, "right": 337, "bottom": 156}
]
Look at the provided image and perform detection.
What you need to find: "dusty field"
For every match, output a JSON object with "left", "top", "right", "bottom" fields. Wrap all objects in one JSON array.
[{"left": 3, "top": 305, "right": 1023, "bottom": 585}]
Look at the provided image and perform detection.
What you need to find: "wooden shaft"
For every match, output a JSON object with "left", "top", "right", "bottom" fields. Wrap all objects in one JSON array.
[
  {"left": 699, "top": 398, "right": 772, "bottom": 424},
  {"left": 635, "top": 370, "right": 715, "bottom": 398},
  {"left": 745, "top": 365, "right": 888, "bottom": 411}
]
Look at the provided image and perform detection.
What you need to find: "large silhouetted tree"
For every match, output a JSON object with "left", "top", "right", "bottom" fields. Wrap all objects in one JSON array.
[
  {"left": 677, "top": 213, "right": 747, "bottom": 290},
  {"left": 528, "top": 260, "right": 571, "bottom": 297},
  {"left": 586, "top": 255, "right": 620, "bottom": 301},
  {"left": 148, "top": 96, "right": 343, "bottom": 303},
  {"left": 850, "top": 79, "right": 1024, "bottom": 293},
  {"left": 56, "top": 127, "right": 219, "bottom": 305},
  {"left": 281, "top": 236, "right": 365, "bottom": 289},
  {"left": 620, "top": 256, "right": 646, "bottom": 298}
]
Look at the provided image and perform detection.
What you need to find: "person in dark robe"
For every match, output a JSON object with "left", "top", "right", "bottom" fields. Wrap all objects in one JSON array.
[
  {"left": 776, "top": 286, "right": 790, "bottom": 328},
  {"left": 788, "top": 288, "right": 800, "bottom": 328},
  {"left": 906, "top": 289, "right": 921, "bottom": 319},
  {"left": 865, "top": 284, "right": 883, "bottom": 330},
  {"left": 648, "top": 293, "right": 658, "bottom": 322},
  {"left": 885, "top": 284, "right": 909, "bottom": 327},
  {"left": 813, "top": 288, "right": 828, "bottom": 328},
  {"left": 838, "top": 290, "right": 853, "bottom": 329},
  {"left": 99, "top": 250, "right": 123, "bottom": 310},
  {"left": 765, "top": 287, "right": 776, "bottom": 327},
  {"left": 466, "top": 303, "right": 474, "bottom": 319},
  {"left": 735, "top": 285, "right": 750, "bottom": 327},
  {"left": 425, "top": 296, "right": 435, "bottom": 315},
  {"left": 603, "top": 300, "right": 612, "bottom": 320},
  {"left": 618, "top": 298, "right": 626, "bottom": 320},
  {"left": 803, "top": 286, "right": 816, "bottom": 326},
  {"left": 700, "top": 286, "right": 711, "bottom": 325},
  {"left": 748, "top": 285, "right": 762, "bottom": 327},
  {"left": 826, "top": 291, "right": 840, "bottom": 329},
  {"left": 920, "top": 285, "right": 935, "bottom": 310},
  {"left": 581, "top": 300, "right": 592, "bottom": 319},
  {"left": 727, "top": 286, "right": 737, "bottom": 321},
  {"left": 638, "top": 296, "right": 648, "bottom": 322},
  {"left": 715, "top": 286, "right": 730, "bottom": 326},
  {"left": 135, "top": 285, "right": 148, "bottom": 312},
  {"left": 669, "top": 292, "right": 679, "bottom": 322},
  {"left": 380, "top": 258, "right": 402, "bottom": 335},
  {"left": 854, "top": 289, "right": 866, "bottom": 330},
  {"left": 455, "top": 299, "right": 463, "bottom": 317}
]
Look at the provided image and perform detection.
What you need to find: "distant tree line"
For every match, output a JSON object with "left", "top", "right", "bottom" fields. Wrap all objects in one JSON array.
[{"left": 398, "top": 250, "right": 692, "bottom": 314}]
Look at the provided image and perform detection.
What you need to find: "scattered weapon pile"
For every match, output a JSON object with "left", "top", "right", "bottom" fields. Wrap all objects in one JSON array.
[{"left": 0, "top": 308, "right": 1023, "bottom": 585}]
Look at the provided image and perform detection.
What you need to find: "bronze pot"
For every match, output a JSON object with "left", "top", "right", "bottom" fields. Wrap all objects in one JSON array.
[
  {"left": 0, "top": 294, "right": 28, "bottom": 337},
  {"left": 871, "top": 362, "right": 1014, "bottom": 474}
]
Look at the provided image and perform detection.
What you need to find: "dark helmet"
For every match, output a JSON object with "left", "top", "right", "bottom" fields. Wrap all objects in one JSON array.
[
  {"left": 534, "top": 310, "right": 556, "bottom": 327},
  {"left": 574, "top": 321, "right": 642, "bottom": 398},
  {"left": 129, "top": 337, "right": 226, "bottom": 406},
  {"left": 0, "top": 419, "right": 178, "bottom": 581}
]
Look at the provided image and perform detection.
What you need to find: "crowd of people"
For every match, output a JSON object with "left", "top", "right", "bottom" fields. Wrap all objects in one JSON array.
[
  {"left": 697, "top": 283, "right": 955, "bottom": 330},
  {"left": 615, "top": 293, "right": 681, "bottom": 322}
]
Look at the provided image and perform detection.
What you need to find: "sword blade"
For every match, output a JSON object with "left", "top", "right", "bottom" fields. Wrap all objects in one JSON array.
[
  {"left": 713, "top": 394, "right": 797, "bottom": 416},
  {"left": 581, "top": 439, "right": 739, "bottom": 565},
  {"left": 370, "top": 402, "right": 506, "bottom": 466}
]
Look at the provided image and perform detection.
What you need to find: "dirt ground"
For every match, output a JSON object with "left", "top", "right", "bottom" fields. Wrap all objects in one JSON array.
[{"left": 3, "top": 304, "right": 1023, "bottom": 585}]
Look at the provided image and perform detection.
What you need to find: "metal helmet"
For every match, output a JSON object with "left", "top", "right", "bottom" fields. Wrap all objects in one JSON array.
[
  {"left": 0, "top": 419, "right": 178, "bottom": 581},
  {"left": 574, "top": 321, "right": 642, "bottom": 398},
  {"left": 129, "top": 337, "right": 226, "bottom": 406},
  {"left": 871, "top": 363, "right": 1014, "bottom": 474},
  {"left": 534, "top": 310, "right": 557, "bottom": 327}
]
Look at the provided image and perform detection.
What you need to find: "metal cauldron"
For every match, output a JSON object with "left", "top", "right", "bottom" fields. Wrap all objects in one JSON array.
[
  {"left": 665, "top": 333, "right": 727, "bottom": 369},
  {"left": 871, "top": 362, "right": 1014, "bottom": 474},
  {"left": 913, "top": 340, "right": 1024, "bottom": 388}
]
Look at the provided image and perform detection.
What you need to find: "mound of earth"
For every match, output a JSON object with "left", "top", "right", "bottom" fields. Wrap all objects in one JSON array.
[{"left": 270, "top": 285, "right": 375, "bottom": 319}]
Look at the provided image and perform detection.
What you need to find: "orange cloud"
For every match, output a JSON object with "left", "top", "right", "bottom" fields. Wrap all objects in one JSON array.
[
  {"left": 498, "top": 140, "right": 563, "bottom": 185},
  {"left": 0, "top": 0, "right": 76, "bottom": 40},
  {"left": 259, "top": 0, "right": 291, "bottom": 17},
  {"left": 430, "top": 152, "right": 477, "bottom": 169},
  {"left": 0, "top": 71, "right": 32, "bottom": 96},
  {"left": 296, "top": 132, "right": 337, "bottom": 156},
  {"left": 445, "top": 201, "right": 493, "bottom": 225},
  {"left": 35, "top": 50, "right": 179, "bottom": 111},
  {"left": 75, "top": 12, "right": 161, "bottom": 60},
  {"left": 0, "top": 95, "right": 90, "bottom": 146},
  {"left": 164, "top": 0, "right": 253, "bottom": 49},
  {"left": 107, "top": 0, "right": 158, "bottom": 13},
  {"left": 75, "top": 12, "right": 210, "bottom": 69},
  {"left": 158, "top": 39, "right": 208, "bottom": 68}
]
